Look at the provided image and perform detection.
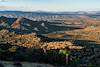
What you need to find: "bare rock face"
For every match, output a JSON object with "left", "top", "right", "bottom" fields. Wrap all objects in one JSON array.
[{"left": 11, "top": 17, "right": 24, "bottom": 29}]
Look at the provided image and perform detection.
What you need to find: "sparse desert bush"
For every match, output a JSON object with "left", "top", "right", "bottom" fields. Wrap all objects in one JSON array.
[
  {"left": 8, "top": 46, "right": 17, "bottom": 53},
  {"left": 42, "top": 41, "right": 83, "bottom": 50}
]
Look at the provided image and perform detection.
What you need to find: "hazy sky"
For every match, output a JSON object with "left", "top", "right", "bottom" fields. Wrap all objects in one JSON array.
[{"left": 0, "top": 0, "right": 100, "bottom": 11}]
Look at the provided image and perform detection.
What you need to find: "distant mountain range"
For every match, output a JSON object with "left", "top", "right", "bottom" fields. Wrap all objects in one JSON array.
[
  {"left": 0, "top": 11, "right": 100, "bottom": 16},
  {"left": 0, "top": 11, "right": 100, "bottom": 35}
]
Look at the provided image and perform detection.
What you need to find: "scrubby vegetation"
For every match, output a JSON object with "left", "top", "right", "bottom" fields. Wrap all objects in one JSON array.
[
  {"left": 0, "top": 28, "right": 100, "bottom": 67},
  {"left": 0, "top": 29, "right": 85, "bottom": 66}
]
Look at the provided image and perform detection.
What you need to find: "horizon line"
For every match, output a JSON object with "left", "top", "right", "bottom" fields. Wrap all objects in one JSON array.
[{"left": 0, "top": 10, "right": 100, "bottom": 12}]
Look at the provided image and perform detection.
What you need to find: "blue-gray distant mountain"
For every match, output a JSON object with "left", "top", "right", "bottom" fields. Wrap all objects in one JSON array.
[{"left": 0, "top": 11, "right": 100, "bottom": 17}]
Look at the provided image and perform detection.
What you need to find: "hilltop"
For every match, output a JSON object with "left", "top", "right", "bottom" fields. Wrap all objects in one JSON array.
[{"left": 65, "top": 26, "right": 100, "bottom": 43}]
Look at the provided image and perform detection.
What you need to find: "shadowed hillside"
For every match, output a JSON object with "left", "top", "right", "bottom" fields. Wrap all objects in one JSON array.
[
  {"left": 0, "top": 12, "right": 100, "bottom": 67},
  {"left": 0, "top": 16, "right": 83, "bottom": 35}
]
